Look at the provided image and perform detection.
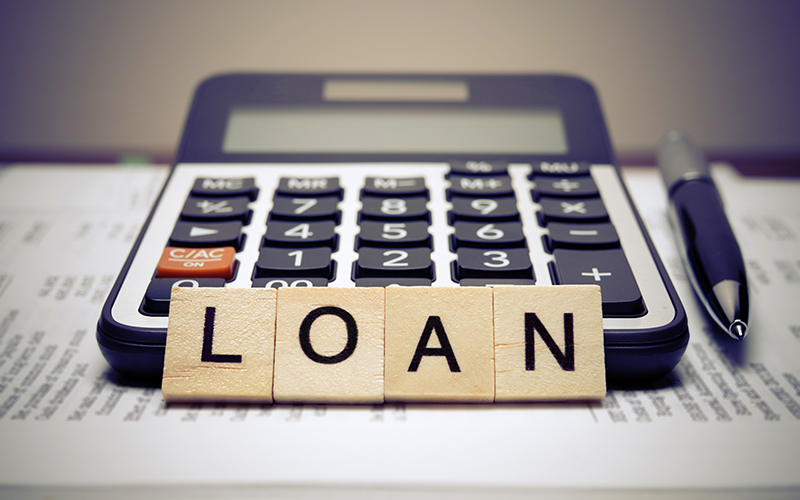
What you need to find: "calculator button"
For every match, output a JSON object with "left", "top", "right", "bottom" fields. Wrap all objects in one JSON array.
[
  {"left": 448, "top": 160, "right": 508, "bottom": 177},
  {"left": 452, "top": 248, "right": 534, "bottom": 280},
  {"left": 359, "top": 196, "right": 430, "bottom": 221},
  {"left": 156, "top": 247, "right": 237, "bottom": 280},
  {"left": 451, "top": 221, "right": 526, "bottom": 249},
  {"left": 529, "top": 161, "right": 590, "bottom": 178},
  {"left": 550, "top": 248, "right": 645, "bottom": 316},
  {"left": 191, "top": 178, "right": 258, "bottom": 200},
  {"left": 143, "top": 277, "right": 225, "bottom": 315},
  {"left": 263, "top": 221, "right": 338, "bottom": 249},
  {"left": 362, "top": 177, "right": 428, "bottom": 198},
  {"left": 459, "top": 278, "right": 536, "bottom": 286},
  {"left": 355, "top": 278, "right": 433, "bottom": 287},
  {"left": 531, "top": 176, "right": 599, "bottom": 200},
  {"left": 537, "top": 197, "right": 609, "bottom": 225},
  {"left": 254, "top": 247, "right": 335, "bottom": 279},
  {"left": 251, "top": 277, "right": 329, "bottom": 288},
  {"left": 180, "top": 196, "right": 252, "bottom": 223},
  {"left": 354, "top": 248, "right": 434, "bottom": 279},
  {"left": 545, "top": 222, "right": 619, "bottom": 251},
  {"left": 269, "top": 196, "right": 341, "bottom": 222},
  {"left": 276, "top": 177, "right": 343, "bottom": 199},
  {"left": 356, "top": 221, "right": 432, "bottom": 249},
  {"left": 447, "top": 175, "right": 514, "bottom": 198},
  {"left": 168, "top": 221, "right": 244, "bottom": 250},
  {"left": 448, "top": 196, "right": 520, "bottom": 222}
]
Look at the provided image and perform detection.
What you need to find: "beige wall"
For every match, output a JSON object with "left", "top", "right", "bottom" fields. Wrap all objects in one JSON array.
[{"left": 1, "top": 0, "right": 799, "bottom": 159}]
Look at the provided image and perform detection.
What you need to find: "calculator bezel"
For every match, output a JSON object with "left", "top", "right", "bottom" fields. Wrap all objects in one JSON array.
[
  {"left": 177, "top": 73, "right": 613, "bottom": 165},
  {"left": 97, "top": 73, "right": 689, "bottom": 384}
]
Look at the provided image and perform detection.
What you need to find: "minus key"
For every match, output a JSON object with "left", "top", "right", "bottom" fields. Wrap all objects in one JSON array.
[{"left": 545, "top": 222, "right": 619, "bottom": 251}]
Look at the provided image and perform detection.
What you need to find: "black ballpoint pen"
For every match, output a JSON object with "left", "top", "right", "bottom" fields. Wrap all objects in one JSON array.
[{"left": 657, "top": 131, "right": 750, "bottom": 339}]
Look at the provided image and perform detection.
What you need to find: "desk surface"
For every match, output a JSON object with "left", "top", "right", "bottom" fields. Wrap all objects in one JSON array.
[{"left": 0, "top": 163, "right": 798, "bottom": 497}]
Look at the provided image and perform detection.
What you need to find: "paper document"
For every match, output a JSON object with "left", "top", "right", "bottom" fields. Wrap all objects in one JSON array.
[{"left": 0, "top": 163, "right": 798, "bottom": 490}]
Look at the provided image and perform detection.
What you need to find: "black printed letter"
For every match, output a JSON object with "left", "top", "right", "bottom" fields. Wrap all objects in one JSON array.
[
  {"left": 524, "top": 312, "right": 574, "bottom": 371},
  {"left": 408, "top": 316, "right": 461, "bottom": 372},
  {"left": 201, "top": 306, "right": 242, "bottom": 363},
  {"left": 299, "top": 306, "right": 358, "bottom": 364}
]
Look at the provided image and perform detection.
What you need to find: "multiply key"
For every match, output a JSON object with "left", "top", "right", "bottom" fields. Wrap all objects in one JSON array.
[{"left": 537, "top": 197, "right": 608, "bottom": 225}]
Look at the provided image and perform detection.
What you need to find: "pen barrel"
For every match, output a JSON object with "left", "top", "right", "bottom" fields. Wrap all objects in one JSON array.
[
  {"left": 671, "top": 179, "right": 748, "bottom": 324},
  {"left": 672, "top": 180, "right": 746, "bottom": 286}
]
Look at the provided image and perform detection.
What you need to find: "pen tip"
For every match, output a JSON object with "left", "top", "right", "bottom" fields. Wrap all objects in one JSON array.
[{"left": 729, "top": 320, "right": 748, "bottom": 340}]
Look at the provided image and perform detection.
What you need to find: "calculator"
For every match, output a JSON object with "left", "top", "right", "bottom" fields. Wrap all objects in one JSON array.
[{"left": 97, "top": 73, "right": 688, "bottom": 384}]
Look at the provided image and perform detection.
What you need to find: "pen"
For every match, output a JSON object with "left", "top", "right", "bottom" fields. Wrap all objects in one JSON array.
[{"left": 657, "top": 131, "right": 750, "bottom": 340}]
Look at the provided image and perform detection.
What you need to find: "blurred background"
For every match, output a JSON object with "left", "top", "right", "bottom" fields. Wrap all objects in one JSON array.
[{"left": 1, "top": 0, "right": 799, "bottom": 165}]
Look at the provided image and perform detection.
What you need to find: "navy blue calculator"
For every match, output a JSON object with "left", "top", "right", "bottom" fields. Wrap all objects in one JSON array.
[{"left": 97, "top": 74, "right": 688, "bottom": 384}]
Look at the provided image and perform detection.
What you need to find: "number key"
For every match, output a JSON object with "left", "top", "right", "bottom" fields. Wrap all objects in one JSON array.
[
  {"left": 452, "top": 248, "right": 534, "bottom": 281},
  {"left": 269, "top": 196, "right": 341, "bottom": 222},
  {"left": 251, "top": 277, "right": 329, "bottom": 288},
  {"left": 451, "top": 221, "right": 526, "bottom": 249},
  {"left": 263, "top": 221, "right": 338, "bottom": 249},
  {"left": 354, "top": 248, "right": 434, "bottom": 279},
  {"left": 356, "top": 221, "right": 432, "bottom": 248},
  {"left": 254, "top": 247, "right": 334, "bottom": 279},
  {"left": 359, "top": 196, "right": 430, "bottom": 222},
  {"left": 448, "top": 196, "right": 520, "bottom": 223}
]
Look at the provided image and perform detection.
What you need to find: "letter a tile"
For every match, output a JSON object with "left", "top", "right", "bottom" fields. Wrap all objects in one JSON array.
[
  {"left": 162, "top": 287, "right": 277, "bottom": 402},
  {"left": 493, "top": 285, "right": 605, "bottom": 401},
  {"left": 385, "top": 287, "right": 494, "bottom": 402},
  {"left": 273, "top": 287, "right": 385, "bottom": 403}
]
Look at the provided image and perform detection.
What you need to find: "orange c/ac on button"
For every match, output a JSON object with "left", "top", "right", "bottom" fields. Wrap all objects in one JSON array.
[{"left": 157, "top": 247, "right": 237, "bottom": 280}]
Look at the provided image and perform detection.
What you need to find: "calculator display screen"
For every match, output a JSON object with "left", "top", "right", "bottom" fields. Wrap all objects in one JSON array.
[{"left": 222, "top": 106, "right": 568, "bottom": 155}]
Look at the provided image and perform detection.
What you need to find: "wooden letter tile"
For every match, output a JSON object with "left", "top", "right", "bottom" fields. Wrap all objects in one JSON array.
[
  {"left": 493, "top": 285, "right": 605, "bottom": 401},
  {"left": 162, "top": 287, "right": 277, "bottom": 402},
  {"left": 273, "top": 287, "right": 385, "bottom": 403},
  {"left": 384, "top": 287, "right": 494, "bottom": 402}
]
